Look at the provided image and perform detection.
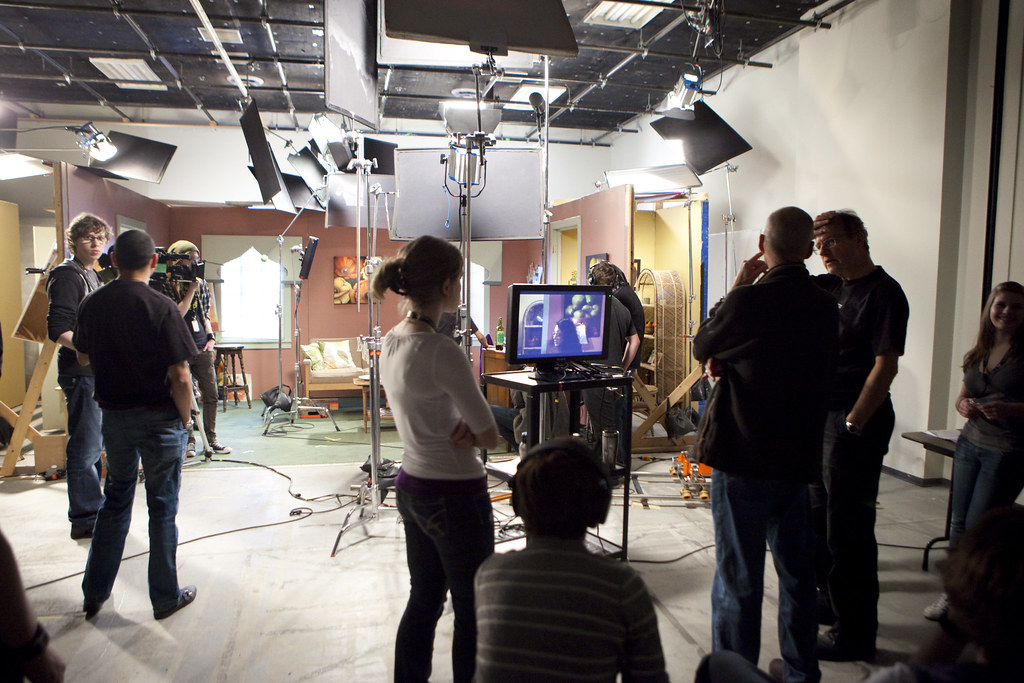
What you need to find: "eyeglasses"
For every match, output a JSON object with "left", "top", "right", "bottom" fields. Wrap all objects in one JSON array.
[
  {"left": 76, "top": 234, "right": 107, "bottom": 244},
  {"left": 813, "top": 236, "right": 841, "bottom": 254}
]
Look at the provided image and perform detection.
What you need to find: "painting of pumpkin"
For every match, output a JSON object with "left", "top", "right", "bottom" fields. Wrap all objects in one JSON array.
[{"left": 333, "top": 255, "right": 367, "bottom": 305}]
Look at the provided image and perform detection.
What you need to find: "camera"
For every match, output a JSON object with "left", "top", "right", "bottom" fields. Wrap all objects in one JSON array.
[{"left": 151, "top": 248, "right": 205, "bottom": 282}]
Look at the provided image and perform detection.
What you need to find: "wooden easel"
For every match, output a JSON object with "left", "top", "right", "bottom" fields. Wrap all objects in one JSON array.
[
  {"left": 631, "top": 366, "right": 702, "bottom": 453},
  {"left": 0, "top": 248, "right": 65, "bottom": 476}
]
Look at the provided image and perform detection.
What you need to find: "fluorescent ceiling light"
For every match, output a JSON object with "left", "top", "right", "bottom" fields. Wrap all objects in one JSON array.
[
  {"left": 584, "top": 0, "right": 674, "bottom": 29},
  {"left": 88, "top": 57, "right": 167, "bottom": 91},
  {"left": 505, "top": 84, "right": 567, "bottom": 111},
  {"left": 0, "top": 153, "right": 51, "bottom": 180},
  {"left": 197, "top": 27, "right": 243, "bottom": 44},
  {"left": 604, "top": 164, "right": 701, "bottom": 192}
]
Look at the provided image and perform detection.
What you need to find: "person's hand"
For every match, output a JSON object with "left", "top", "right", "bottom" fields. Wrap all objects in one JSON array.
[
  {"left": 203, "top": 339, "right": 216, "bottom": 352},
  {"left": 705, "top": 357, "right": 722, "bottom": 379},
  {"left": 21, "top": 645, "right": 66, "bottom": 683},
  {"left": 450, "top": 420, "right": 475, "bottom": 448},
  {"left": 732, "top": 250, "right": 767, "bottom": 289},
  {"left": 976, "top": 400, "right": 1016, "bottom": 421},
  {"left": 955, "top": 396, "right": 980, "bottom": 419},
  {"left": 75, "top": 351, "right": 90, "bottom": 367},
  {"left": 813, "top": 211, "right": 838, "bottom": 234}
]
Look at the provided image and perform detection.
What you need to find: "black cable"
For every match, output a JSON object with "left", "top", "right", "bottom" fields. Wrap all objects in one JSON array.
[{"left": 630, "top": 542, "right": 715, "bottom": 564}]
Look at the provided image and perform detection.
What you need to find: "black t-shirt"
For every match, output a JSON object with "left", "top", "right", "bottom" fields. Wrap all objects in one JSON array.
[
  {"left": 602, "top": 297, "right": 637, "bottom": 368},
  {"left": 151, "top": 278, "right": 210, "bottom": 348},
  {"left": 74, "top": 279, "right": 199, "bottom": 411},
  {"left": 613, "top": 286, "right": 645, "bottom": 370},
  {"left": 813, "top": 267, "right": 909, "bottom": 408},
  {"left": 46, "top": 259, "right": 102, "bottom": 377}
]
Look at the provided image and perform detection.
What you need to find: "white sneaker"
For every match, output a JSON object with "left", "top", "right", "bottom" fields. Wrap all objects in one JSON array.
[{"left": 923, "top": 592, "right": 949, "bottom": 621}]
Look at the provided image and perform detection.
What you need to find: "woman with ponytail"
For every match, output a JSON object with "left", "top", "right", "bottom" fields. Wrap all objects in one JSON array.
[{"left": 372, "top": 235, "right": 498, "bottom": 683}]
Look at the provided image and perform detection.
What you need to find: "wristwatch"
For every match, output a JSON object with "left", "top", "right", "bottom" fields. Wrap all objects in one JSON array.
[{"left": 845, "top": 420, "right": 862, "bottom": 436}]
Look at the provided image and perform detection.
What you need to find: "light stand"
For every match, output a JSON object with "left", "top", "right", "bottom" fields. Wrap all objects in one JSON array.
[
  {"left": 262, "top": 196, "right": 340, "bottom": 434},
  {"left": 332, "top": 144, "right": 397, "bottom": 553}
]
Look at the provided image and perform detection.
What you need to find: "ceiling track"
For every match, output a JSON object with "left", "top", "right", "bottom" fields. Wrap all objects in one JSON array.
[
  {"left": 382, "top": 90, "right": 649, "bottom": 117},
  {"left": 0, "top": 41, "right": 323, "bottom": 68},
  {"left": 383, "top": 64, "right": 677, "bottom": 93},
  {"left": 576, "top": 42, "right": 772, "bottom": 69},
  {"left": 0, "top": 70, "right": 323, "bottom": 96},
  {"left": 0, "top": 1, "right": 322, "bottom": 30}
]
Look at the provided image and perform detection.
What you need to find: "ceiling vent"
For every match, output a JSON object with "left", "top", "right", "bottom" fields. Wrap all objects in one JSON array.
[
  {"left": 583, "top": 0, "right": 675, "bottom": 30},
  {"left": 197, "top": 26, "right": 243, "bottom": 44},
  {"left": 88, "top": 58, "right": 167, "bottom": 91}
]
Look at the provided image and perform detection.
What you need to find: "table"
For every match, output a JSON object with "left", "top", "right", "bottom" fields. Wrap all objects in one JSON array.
[
  {"left": 900, "top": 431, "right": 957, "bottom": 571},
  {"left": 482, "top": 369, "right": 633, "bottom": 559},
  {"left": 354, "top": 376, "right": 393, "bottom": 433}
]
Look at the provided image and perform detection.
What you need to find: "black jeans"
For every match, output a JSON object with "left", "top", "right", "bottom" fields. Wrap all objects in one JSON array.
[
  {"left": 810, "top": 401, "right": 894, "bottom": 647},
  {"left": 394, "top": 489, "right": 494, "bottom": 683}
]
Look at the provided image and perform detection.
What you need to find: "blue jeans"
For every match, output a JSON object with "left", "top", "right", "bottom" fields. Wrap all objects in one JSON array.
[
  {"left": 949, "top": 436, "right": 1024, "bottom": 549},
  {"left": 58, "top": 374, "right": 104, "bottom": 531},
  {"left": 395, "top": 489, "right": 494, "bottom": 683},
  {"left": 82, "top": 407, "right": 187, "bottom": 612},
  {"left": 711, "top": 471, "right": 820, "bottom": 683}
]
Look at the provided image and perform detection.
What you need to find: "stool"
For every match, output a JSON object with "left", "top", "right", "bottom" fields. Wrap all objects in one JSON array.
[{"left": 215, "top": 345, "right": 251, "bottom": 411}]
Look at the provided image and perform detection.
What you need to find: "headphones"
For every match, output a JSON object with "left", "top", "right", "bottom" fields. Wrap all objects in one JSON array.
[
  {"left": 587, "top": 261, "right": 629, "bottom": 292},
  {"left": 510, "top": 437, "right": 612, "bottom": 529}
]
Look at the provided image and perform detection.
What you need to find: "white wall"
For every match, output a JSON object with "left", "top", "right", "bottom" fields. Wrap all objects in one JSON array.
[{"left": 608, "top": 0, "right": 957, "bottom": 479}]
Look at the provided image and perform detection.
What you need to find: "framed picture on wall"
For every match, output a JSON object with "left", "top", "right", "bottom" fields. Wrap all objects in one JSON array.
[
  {"left": 116, "top": 215, "right": 147, "bottom": 233},
  {"left": 333, "top": 255, "right": 369, "bottom": 305},
  {"left": 585, "top": 253, "right": 609, "bottom": 274}
]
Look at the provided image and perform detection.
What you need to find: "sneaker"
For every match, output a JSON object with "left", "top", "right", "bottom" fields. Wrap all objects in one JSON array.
[
  {"left": 70, "top": 525, "right": 94, "bottom": 540},
  {"left": 923, "top": 592, "right": 949, "bottom": 621},
  {"left": 210, "top": 442, "right": 232, "bottom": 454},
  {"left": 185, "top": 442, "right": 196, "bottom": 459}
]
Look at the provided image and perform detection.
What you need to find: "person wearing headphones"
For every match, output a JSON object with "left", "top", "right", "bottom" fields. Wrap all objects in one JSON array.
[
  {"left": 590, "top": 261, "right": 645, "bottom": 372},
  {"left": 474, "top": 437, "right": 668, "bottom": 682}
]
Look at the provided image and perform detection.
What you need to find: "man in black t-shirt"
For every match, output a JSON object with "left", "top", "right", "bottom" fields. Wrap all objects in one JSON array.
[
  {"left": 589, "top": 261, "right": 645, "bottom": 371},
  {"left": 583, "top": 295, "right": 639, "bottom": 465},
  {"left": 46, "top": 213, "right": 112, "bottom": 539},
  {"left": 75, "top": 229, "right": 200, "bottom": 621},
  {"left": 810, "top": 210, "right": 909, "bottom": 662}
]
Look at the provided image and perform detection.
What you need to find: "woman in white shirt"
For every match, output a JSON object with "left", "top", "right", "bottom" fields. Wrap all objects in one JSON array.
[{"left": 371, "top": 235, "right": 498, "bottom": 683}]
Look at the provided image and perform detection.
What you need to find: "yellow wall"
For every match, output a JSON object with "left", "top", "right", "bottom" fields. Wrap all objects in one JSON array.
[
  {"left": 632, "top": 211, "right": 656, "bottom": 283},
  {"left": 559, "top": 228, "right": 578, "bottom": 284},
  {"left": 0, "top": 201, "right": 25, "bottom": 406}
]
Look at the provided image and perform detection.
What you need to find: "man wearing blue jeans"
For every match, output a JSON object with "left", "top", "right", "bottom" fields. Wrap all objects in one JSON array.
[
  {"left": 46, "top": 213, "right": 112, "bottom": 539},
  {"left": 74, "top": 229, "right": 199, "bottom": 621},
  {"left": 693, "top": 207, "right": 838, "bottom": 683}
]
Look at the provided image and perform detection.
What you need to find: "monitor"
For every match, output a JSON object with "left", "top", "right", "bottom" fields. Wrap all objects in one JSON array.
[{"left": 506, "top": 284, "right": 612, "bottom": 377}]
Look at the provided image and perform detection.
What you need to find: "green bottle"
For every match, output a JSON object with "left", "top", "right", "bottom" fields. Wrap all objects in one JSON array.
[{"left": 495, "top": 317, "right": 505, "bottom": 351}]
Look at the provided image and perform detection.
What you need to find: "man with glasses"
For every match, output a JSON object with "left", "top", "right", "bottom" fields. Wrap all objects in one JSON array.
[
  {"left": 46, "top": 213, "right": 112, "bottom": 540},
  {"left": 810, "top": 210, "right": 909, "bottom": 662}
]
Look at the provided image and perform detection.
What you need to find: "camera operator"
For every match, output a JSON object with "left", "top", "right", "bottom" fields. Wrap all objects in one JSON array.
[{"left": 150, "top": 240, "right": 230, "bottom": 456}]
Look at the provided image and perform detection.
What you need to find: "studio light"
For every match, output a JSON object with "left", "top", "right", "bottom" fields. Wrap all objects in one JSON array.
[
  {"left": 604, "top": 164, "right": 702, "bottom": 193},
  {"left": 439, "top": 100, "right": 501, "bottom": 136},
  {"left": 70, "top": 122, "right": 118, "bottom": 161},
  {"left": 0, "top": 152, "right": 51, "bottom": 181}
]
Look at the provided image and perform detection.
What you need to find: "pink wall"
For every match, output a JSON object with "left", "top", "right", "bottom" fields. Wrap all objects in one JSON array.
[
  {"left": 63, "top": 165, "right": 172, "bottom": 250},
  {"left": 549, "top": 186, "right": 633, "bottom": 276}
]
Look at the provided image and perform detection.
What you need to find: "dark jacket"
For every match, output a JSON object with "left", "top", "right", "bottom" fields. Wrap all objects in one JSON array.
[
  {"left": 692, "top": 264, "right": 838, "bottom": 481},
  {"left": 46, "top": 259, "right": 102, "bottom": 377}
]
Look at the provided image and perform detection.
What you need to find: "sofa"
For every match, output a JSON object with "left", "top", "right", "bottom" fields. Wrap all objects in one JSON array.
[{"left": 300, "top": 338, "right": 367, "bottom": 398}]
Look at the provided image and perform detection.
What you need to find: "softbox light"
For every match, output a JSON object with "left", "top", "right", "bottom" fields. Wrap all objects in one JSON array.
[
  {"left": 650, "top": 100, "right": 752, "bottom": 175},
  {"left": 240, "top": 100, "right": 287, "bottom": 204},
  {"left": 384, "top": 0, "right": 577, "bottom": 57},
  {"left": 89, "top": 130, "right": 177, "bottom": 183}
]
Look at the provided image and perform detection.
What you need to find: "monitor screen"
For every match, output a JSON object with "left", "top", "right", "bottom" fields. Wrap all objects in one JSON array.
[{"left": 506, "top": 284, "right": 612, "bottom": 369}]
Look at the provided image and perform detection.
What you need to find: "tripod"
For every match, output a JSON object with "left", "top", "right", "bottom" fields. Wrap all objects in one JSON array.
[{"left": 262, "top": 199, "right": 340, "bottom": 435}]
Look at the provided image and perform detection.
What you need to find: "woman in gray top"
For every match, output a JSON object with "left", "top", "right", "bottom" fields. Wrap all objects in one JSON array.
[{"left": 924, "top": 281, "right": 1024, "bottom": 621}]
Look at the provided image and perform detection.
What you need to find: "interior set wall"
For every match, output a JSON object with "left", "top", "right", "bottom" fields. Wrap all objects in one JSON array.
[{"left": 0, "top": 201, "right": 25, "bottom": 407}]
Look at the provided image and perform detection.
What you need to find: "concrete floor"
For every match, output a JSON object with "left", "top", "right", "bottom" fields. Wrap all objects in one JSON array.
[{"left": 1, "top": 405, "right": 953, "bottom": 682}]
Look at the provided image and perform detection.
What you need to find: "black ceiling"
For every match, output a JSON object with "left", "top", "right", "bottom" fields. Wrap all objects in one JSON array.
[{"left": 0, "top": 0, "right": 855, "bottom": 142}]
